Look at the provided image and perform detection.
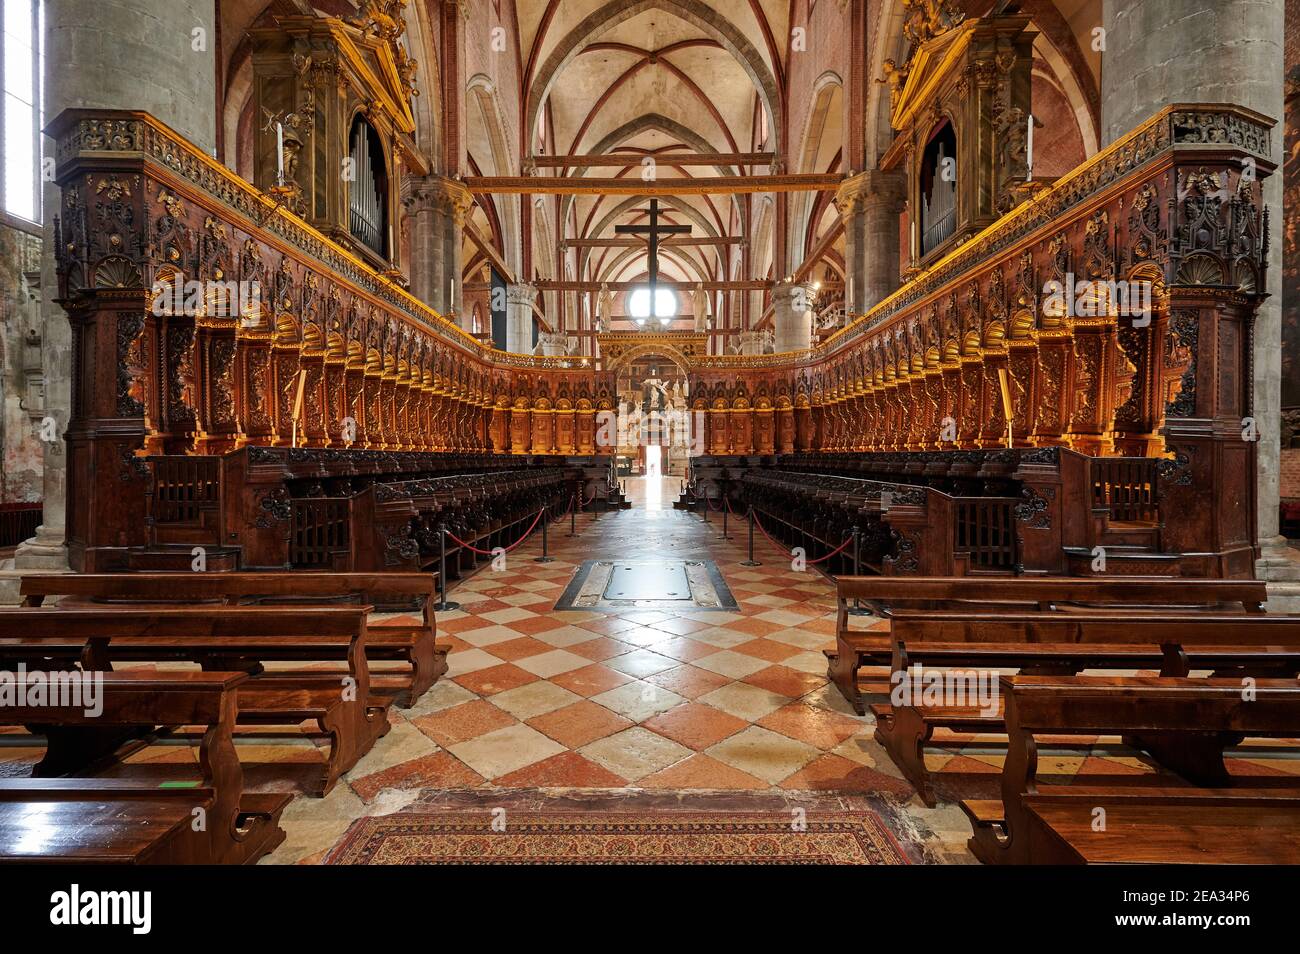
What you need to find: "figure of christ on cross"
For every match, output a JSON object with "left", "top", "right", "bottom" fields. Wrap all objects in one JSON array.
[{"left": 613, "top": 198, "right": 692, "bottom": 319}]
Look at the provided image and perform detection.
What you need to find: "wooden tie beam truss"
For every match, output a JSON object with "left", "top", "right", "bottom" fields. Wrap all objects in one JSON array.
[
  {"left": 528, "top": 152, "right": 776, "bottom": 168},
  {"left": 463, "top": 279, "right": 777, "bottom": 292},
  {"left": 462, "top": 174, "right": 843, "bottom": 195},
  {"left": 561, "top": 236, "right": 745, "bottom": 248}
]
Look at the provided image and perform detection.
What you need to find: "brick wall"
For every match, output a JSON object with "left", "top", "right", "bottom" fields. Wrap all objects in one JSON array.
[{"left": 1282, "top": 447, "right": 1300, "bottom": 500}]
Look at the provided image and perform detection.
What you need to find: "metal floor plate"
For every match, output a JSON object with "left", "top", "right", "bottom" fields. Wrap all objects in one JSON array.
[
  {"left": 554, "top": 560, "right": 739, "bottom": 612},
  {"left": 604, "top": 562, "right": 691, "bottom": 600}
]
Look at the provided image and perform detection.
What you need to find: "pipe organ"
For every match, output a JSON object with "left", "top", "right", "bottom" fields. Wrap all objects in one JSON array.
[
  {"left": 879, "top": 12, "right": 1036, "bottom": 270},
  {"left": 249, "top": 12, "right": 424, "bottom": 272},
  {"left": 348, "top": 117, "right": 387, "bottom": 258}
]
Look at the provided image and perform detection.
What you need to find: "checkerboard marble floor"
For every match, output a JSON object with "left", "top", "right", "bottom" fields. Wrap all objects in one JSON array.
[
  {"left": 18, "top": 478, "right": 1287, "bottom": 864},
  {"left": 245, "top": 476, "right": 981, "bottom": 863}
]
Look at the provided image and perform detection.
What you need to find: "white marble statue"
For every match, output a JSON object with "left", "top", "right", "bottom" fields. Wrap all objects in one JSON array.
[
  {"left": 692, "top": 283, "right": 709, "bottom": 333},
  {"left": 597, "top": 282, "right": 613, "bottom": 332}
]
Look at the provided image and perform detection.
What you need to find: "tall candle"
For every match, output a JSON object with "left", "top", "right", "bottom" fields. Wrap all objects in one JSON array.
[
  {"left": 449, "top": 279, "right": 455, "bottom": 312},
  {"left": 1026, "top": 114, "right": 1034, "bottom": 182},
  {"left": 276, "top": 122, "right": 284, "bottom": 186}
]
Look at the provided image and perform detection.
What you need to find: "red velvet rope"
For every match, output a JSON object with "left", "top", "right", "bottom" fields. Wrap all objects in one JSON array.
[
  {"left": 750, "top": 510, "right": 854, "bottom": 564},
  {"left": 445, "top": 507, "right": 546, "bottom": 556}
]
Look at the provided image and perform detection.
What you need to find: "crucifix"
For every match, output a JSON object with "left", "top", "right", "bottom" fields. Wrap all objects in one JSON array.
[{"left": 613, "top": 198, "right": 691, "bottom": 319}]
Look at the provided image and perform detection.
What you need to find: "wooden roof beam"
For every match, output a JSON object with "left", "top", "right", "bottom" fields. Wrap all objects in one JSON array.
[
  {"left": 463, "top": 175, "right": 843, "bottom": 195},
  {"left": 528, "top": 152, "right": 776, "bottom": 168}
]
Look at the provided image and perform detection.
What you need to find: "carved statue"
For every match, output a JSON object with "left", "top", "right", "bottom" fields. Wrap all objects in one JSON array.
[
  {"left": 876, "top": 59, "right": 909, "bottom": 113},
  {"left": 643, "top": 375, "right": 669, "bottom": 412},
  {"left": 347, "top": 0, "right": 408, "bottom": 43},
  {"left": 597, "top": 282, "right": 613, "bottom": 331},
  {"left": 394, "top": 43, "right": 420, "bottom": 102},
  {"left": 692, "top": 283, "right": 710, "bottom": 333},
  {"left": 901, "top": 0, "right": 965, "bottom": 51}
]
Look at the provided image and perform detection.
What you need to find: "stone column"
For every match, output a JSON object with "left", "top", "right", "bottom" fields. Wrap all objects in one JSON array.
[
  {"left": 772, "top": 281, "right": 816, "bottom": 352},
  {"left": 403, "top": 181, "right": 444, "bottom": 312},
  {"left": 442, "top": 181, "right": 472, "bottom": 325},
  {"left": 505, "top": 283, "right": 537, "bottom": 354},
  {"left": 404, "top": 175, "right": 471, "bottom": 322},
  {"left": 1101, "top": 0, "right": 1293, "bottom": 603},
  {"left": 736, "top": 330, "right": 769, "bottom": 356},
  {"left": 537, "top": 331, "right": 570, "bottom": 357},
  {"left": 837, "top": 170, "right": 906, "bottom": 319},
  {"left": 11, "top": 0, "right": 216, "bottom": 582}
]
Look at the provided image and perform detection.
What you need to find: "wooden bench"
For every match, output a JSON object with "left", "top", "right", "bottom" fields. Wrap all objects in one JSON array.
[
  {"left": 19, "top": 572, "right": 447, "bottom": 708},
  {"left": 961, "top": 675, "right": 1300, "bottom": 864},
  {"left": 0, "top": 670, "right": 289, "bottom": 864},
  {"left": 870, "top": 609, "right": 1300, "bottom": 804},
  {"left": 0, "top": 606, "right": 390, "bottom": 796},
  {"left": 828, "top": 576, "right": 1269, "bottom": 714}
]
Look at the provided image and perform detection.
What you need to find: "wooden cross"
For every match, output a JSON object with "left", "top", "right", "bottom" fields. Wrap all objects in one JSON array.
[{"left": 613, "top": 198, "right": 691, "bottom": 316}]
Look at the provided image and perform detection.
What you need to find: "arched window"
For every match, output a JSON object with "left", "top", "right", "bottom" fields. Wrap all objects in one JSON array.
[
  {"left": 919, "top": 121, "right": 957, "bottom": 257},
  {"left": 628, "top": 287, "right": 677, "bottom": 327},
  {"left": 2, "top": 0, "right": 43, "bottom": 223},
  {"left": 348, "top": 115, "right": 389, "bottom": 259}
]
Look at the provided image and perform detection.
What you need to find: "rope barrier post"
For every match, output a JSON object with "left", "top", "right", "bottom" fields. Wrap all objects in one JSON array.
[
  {"left": 741, "top": 507, "right": 761, "bottom": 567},
  {"left": 701, "top": 486, "right": 709, "bottom": 523},
  {"left": 434, "top": 527, "right": 460, "bottom": 612},
  {"left": 535, "top": 507, "right": 555, "bottom": 563},
  {"left": 567, "top": 493, "right": 578, "bottom": 537},
  {"left": 721, "top": 496, "right": 730, "bottom": 540},
  {"left": 847, "top": 525, "right": 871, "bottom": 616}
]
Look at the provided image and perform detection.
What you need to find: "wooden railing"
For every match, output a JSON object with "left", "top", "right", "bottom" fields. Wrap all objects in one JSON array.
[
  {"left": 289, "top": 497, "right": 352, "bottom": 569},
  {"left": 151, "top": 456, "right": 220, "bottom": 524},
  {"left": 954, "top": 497, "right": 1018, "bottom": 571},
  {"left": 1091, "top": 457, "right": 1160, "bottom": 524}
]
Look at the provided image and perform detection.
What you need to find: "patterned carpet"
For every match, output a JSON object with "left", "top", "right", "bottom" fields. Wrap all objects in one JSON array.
[{"left": 324, "top": 792, "right": 920, "bottom": 865}]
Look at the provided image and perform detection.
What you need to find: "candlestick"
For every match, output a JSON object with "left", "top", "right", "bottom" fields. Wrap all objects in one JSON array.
[
  {"left": 1026, "top": 113, "right": 1034, "bottom": 182},
  {"left": 276, "top": 122, "right": 284, "bottom": 187}
]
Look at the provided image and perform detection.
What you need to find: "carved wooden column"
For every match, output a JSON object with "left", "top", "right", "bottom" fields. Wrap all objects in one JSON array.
[
  {"left": 793, "top": 396, "right": 812, "bottom": 452},
  {"left": 510, "top": 398, "right": 532, "bottom": 454},
  {"left": 270, "top": 335, "right": 301, "bottom": 447},
  {"left": 1158, "top": 288, "right": 1260, "bottom": 576},
  {"left": 556, "top": 398, "right": 576, "bottom": 455},
  {"left": 1065, "top": 323, "right": 1115, "bottom": 455},
  {"left": 978, "top": 350, "right": 1010, "bottom": 449},
  {"left": 378, "top": 355, "right": 398, "bottom": 450},
  {"left": 362, "top": 353, "right": 383, "bottom": 450},
  {"left": 239, "top": 331, "right": 275, "bottom": 447},
  {"left": 322, "top": 342, "right": 347, "bottom": 447},
  {"left": 1005, "top": 341, "right": 1037, "bottom": 445},
  {"left": 299, "top": 343, "right": 326, "bottom": 446},
  {"left": 755, "top": 399, "right": 775, "bottom": 455},
  {"left": 344, "top": 353, "right": 367, "bottom": 449},
  {"left": 709, "top": 399, "right": 728, "bottom": 455},
  {"left": 775, "top": 397, "right": 795, "bottom": 455},
  {"left": 415, "top": 365, "right": 434, "bottom": 451},
  {"left": 194, "top": 321, "right": 241, "bottom": 454},
  {"left": 532, "top": 399, "right": 556, "bottom": 455},
  {"left": 62, "top": 292, "right": 154, "bottom": 570},
  {"left": 576, "top": 399, "right": 596, "bottom": 455},
  {"left": 490, "top": 397, "right": 510, "bottom": 453}
]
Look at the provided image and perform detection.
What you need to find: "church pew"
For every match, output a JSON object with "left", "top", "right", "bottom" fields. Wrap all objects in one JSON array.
[
  {"left": 19, "top": 571, "right": 446, "bottom": 709},
  {"left": 868, "top": 610, "right": 1300, "bottom": 804},
  {"left": 962, "top": 675, "right": 1300, "bottom": 864},
  {"left": 827, "top": 576, "right": 1270, "bottom": 714},
  {"left": 741, "top": 470, "right": 1021, "bottom": 576},
  {"left": 0, "top": 670, "right": 289, "bottom": 864},
  {"left": 0, "top": 606, "right": 389, "bottom": 796},
  {"left": 334, "top": 467, "right": 568, "bottom": 577}
]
